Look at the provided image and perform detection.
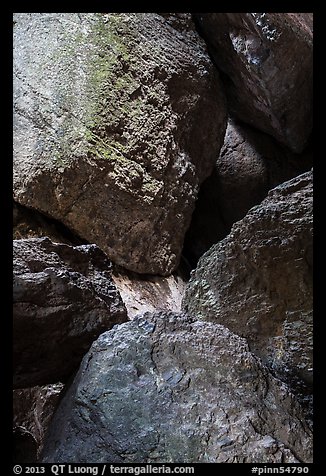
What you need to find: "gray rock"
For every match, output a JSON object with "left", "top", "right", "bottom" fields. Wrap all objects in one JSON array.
[
  {"left": 184, "top": 118, "right": 312, "bottom": 265},
  {"left": 195, "top": 13, "right": 313, "bottom": 152},
  {"left": 13, "top": 383, "right": 64, "bottom": 460},
  {"left": 13, "top": 237, "right": 127, "bottom": 387},
  {"left": 41, "top": 311, "right": 312, "bottom": 463},
  {"left": 183, "top": 171, "right": 313, "bottom": 399},
  {"left": 112, "top": 265, "right": 187, "bottom": 319},
  {"left": 13, "top": 13, "right": 227, "bottom": 276}
]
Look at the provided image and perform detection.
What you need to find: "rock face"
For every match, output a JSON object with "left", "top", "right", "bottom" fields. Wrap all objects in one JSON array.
[
  {"left": 13, "top": 383, "right": 64, "bottom": 460},
  {"left": 13, "top": 237, "right": 127, "bottom": 388},
  {"left": 183, "top": 171, "right": 313, "bottom": 398},
  {"left": 112, "top": 265, "right": 187, "bottom": 319},
  {"left": 13, "top": 13, "right": 227, "bottom": 276},
  {"left": 184, "top": 119, "right": 312, "bottom": 265},
  {"left": 41, "top": 311, "right": 312, "bottom": 463},
  {"left": 195, "top": 13, "right": 313, "bottom": 152}
]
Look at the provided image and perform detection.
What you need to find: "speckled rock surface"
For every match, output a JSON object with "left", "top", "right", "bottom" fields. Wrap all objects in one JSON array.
[
  {"left": 184, "top": 118, "right": 312, "bottom": 265},
  {"left": 41, "top": 312, "right": 312, "bottom": 463},
  {"left": 13, "top": 237, "right": 127, "bottom": 387},
  {"left": 13, "top": 13, "right": 227, "bottom": 275},
  {"left": 195, "top": 13, "right": 313, "bottom": 152},
  {"left": 13, "top": 383, "right": 64, "bottom": 460},
  {"left": 183, "top": 171, "right": 313, "bottom": 399}
]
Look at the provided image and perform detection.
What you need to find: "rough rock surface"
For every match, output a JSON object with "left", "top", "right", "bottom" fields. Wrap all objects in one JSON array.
[
  {"left": 13, "top": 237, "right": 127, "bottom": 388},
  {"left": 184, "top": 119, "right": 312, "bottom": 265},
  {"left": 195, "top": 13, "right": 313, "bottom": 152},
  {"left": 183, "top": 171, "right": 313, "bottom": 398},
  {"left": 41, "top": 312, "right": 312, "bottom": 463},
  {"left": 13, "top": 383, "right": 64, "bottom": 460},
  {"left": 13, "top": 13, "right": 227, "bottom": 275},
  {"left": 112, "top": 265, "right": 188, "bottom": 319}
]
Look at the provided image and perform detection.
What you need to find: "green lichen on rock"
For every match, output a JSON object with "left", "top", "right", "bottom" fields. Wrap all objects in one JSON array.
[{"left": 14, "top": 13, "right": 227, "bottom": 275}]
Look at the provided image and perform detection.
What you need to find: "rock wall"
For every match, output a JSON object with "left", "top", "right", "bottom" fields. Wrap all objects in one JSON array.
[{"left": 12, "top": 12, "right": 313, "bottom": 465}]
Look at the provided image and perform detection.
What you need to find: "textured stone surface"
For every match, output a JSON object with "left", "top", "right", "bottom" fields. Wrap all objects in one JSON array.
[
  {"left": 183, "top": 171, "right": 313, "bottom": 398},
  {"left": 13, "top": 13, "right": 227, "bottom": 275},
  {"left": 184, "top": 119, "right": 312, "bottom": 265},
  {"left": 195, "top": 13, "right": 313, "bottom": 152},
  {"left": 13, "top": 237, "right": 127, "bottom": 387},
  {"left": 42, "top": 311, "right": 312, "bottom": 463},
  {"left": 13, "top": 383, "right": 64, "bottom": 460},
  {"left": 112, "top": 265, "right": 187, "bottom": 319}
]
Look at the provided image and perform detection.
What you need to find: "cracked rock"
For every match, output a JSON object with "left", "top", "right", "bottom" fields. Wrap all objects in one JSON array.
[{"left": 41, "top": 311, "right": 312, "bottom": 463}]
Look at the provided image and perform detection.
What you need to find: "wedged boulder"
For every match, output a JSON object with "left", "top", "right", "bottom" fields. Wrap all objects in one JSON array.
[
  {"left": 195, "top": 13, "right": 313, "bottom": 152},
  {"left": 112, "top": 265, "right": 187, "bottom": 319},
  {"left": 13, "top": 237, "right": 127, "bottom": 388},
  {"left": 13, "top": 13, "right": 227, "bottom": 275},
  {"left": 184, "top": 118, "right": 312, "bottom": 265},
  {"left": 183, "top": 171, "right": 313, "bottom": 398},
  {"left": 13, "top": 383, "right": 64, "bottom": 460},
  {"left": 41, "top": 312, "right": 312, "bottom": 463}
]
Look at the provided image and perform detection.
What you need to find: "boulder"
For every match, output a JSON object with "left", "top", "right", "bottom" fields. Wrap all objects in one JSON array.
[
  {"left": 184, "top": 118, "right": 312, "bottom": 265},
  {"left": 13, "top": 383, "right": 64, "bottom": 460},
  {"left": 183, "top": 171, "right": 313, "bottom": 399},
  {"left": 195, "top": 13, "right": 313, "bottom": 152},
  {"left": 13, "top": 237, "right": 127, "bottom": 387},
  {"left": 41, "top": 311, "right": 312, "bottom": 463},
  {"left": 13, "top": 13, "right": 227, "bottom": 275}
]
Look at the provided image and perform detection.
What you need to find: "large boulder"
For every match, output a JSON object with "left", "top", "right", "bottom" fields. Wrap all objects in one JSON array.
[
  {"left": 13, "top": 383, "right": 64, "bottom": 460},
  {"left": 183, "top": 171, "right": 313, "bottom": 399},
  {"left": 13, "top": 13, "right": 227, "bottom": 276},
  {"left": 195, "top": 13, "right": 313, "bottom": 152},
  {"left": 13, "top": 237, "right": 127, "bottom": 388},
  {"left": 41, "top": 312, "right": 312, "bottom": 463},
  {"left": 184, "top": 118, "right": 312, "bottom": 265}
]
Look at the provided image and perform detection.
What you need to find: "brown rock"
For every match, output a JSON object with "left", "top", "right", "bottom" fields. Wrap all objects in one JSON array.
[
  {"left": 184, "top": 118, "right": 312, "bottom": 265},
  {"left": 13, "top": 383, "right": 64, "bottom": 461},
  {"left": 112, "top": 265, "right": 187, "bottom": 319},
  {"left": 183, "top": 171, "right": 313, "bottom": 401},
  {"left": 41, "top": 312, "right": 312, "bottom": 463},
  {"left": 13, "top": 237, "right": 127, "bottom": 387},
  {"left": 13, "top": 13, "right": 227, "bottom": 275},
  {"left": 195, "top": 13, "right": 313, "bottom": 152}
]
